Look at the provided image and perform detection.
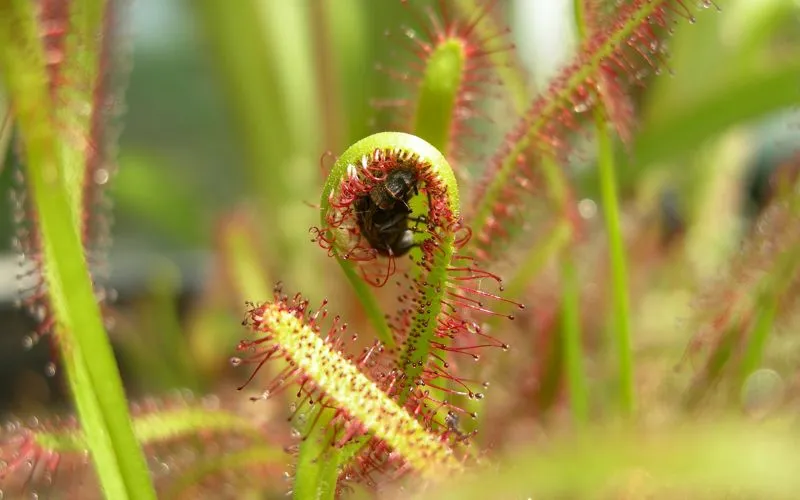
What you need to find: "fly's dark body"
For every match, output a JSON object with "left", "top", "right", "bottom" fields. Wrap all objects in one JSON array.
[{"left": 356, "top": 167, "right": 419, "bottom": 257}]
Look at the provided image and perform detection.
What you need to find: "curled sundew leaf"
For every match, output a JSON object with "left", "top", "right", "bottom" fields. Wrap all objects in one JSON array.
[
  {"left": 312, "top": 132, "right": 518, "bottom": 403},
  {"left": 305, "top": 132, "right": 520, "bottom": 492}
]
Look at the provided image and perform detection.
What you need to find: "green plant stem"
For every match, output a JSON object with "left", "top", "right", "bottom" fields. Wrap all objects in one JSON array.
[
  {"left": 293, "top": 411, "right": 339, "bottom": 500},
  {"left": 573, "top": 0, "right": 634, "bottom": 417},
  {"left": 595, "top": 106, "right": 635, "bottom": 416},
  {"left": 453, "top": 0, "right": 529, "bottom": 110},
  {"left": 561, "top": 249, "right": 588, "bottom": 425},
  {"left": 0, "top": 2, "right": 155, "bottom": 498}
]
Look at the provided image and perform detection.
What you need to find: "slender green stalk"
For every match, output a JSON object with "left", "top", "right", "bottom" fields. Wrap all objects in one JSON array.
[
  {"left": 561, "top": 249, "right": 588, "bottom": 424},
  {"left": 574, "top": 0, "right": 634, "bottom": 417},
  {"left": 0, "top": 2, "right": 155, "bottom": 497},
  {"left": 293, "top": 411, "right": 340, "bottom": 500},
  {"left": 453, "top": 0, "right": 529, "bottom": 110},
  {"left": 595, "top": 90, "right": 635, "bottom": 417}
]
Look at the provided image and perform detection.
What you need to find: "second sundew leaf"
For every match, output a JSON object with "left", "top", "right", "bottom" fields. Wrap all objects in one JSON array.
[
  {"left": 237, "top": 290, "right": 463, "bottom": 480},
  {"left": 413, "top": 38, "right": 465, "bottom": 154},
  {"left": 470, "top": 0, "right": 714, "bottom": 241}
]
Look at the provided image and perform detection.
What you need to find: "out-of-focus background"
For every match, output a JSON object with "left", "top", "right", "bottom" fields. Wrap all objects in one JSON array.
[{"left": 0, "top": 0, "right": 798, "bottom": 429}]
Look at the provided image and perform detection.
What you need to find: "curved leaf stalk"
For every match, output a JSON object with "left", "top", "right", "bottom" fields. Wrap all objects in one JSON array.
[
  {"left": 238, "top": 291, "right": 463, "bottom": 479},
  {"left": 315, "top": 132, "right": 460, "bottom": 342},
  {"left": 560, "top": 248, "right": 589, "bottom": 424},
  {"left": 575, "top": 0, "right": 634, "bottom": 416},
  {"left": 593, "top": 82, "right": 635, "bottom": 416},
  {"left": 470, "top": 0, "right": 710, "bottom": 242},
  {"left": 292, "top": 411, "right": 341, "bottom": 500},
  {"left": 445, "top": 7, "right": 585, "bottom": 423},
  {"left": 0, "top": 1, "right": 154, "bottom": 499},
  {"left": 452, "top": 0, "right": 528, "bottom": 110}
]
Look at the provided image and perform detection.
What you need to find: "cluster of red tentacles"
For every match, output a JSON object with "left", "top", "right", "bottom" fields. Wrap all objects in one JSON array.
[{"left": 312, "top": 146, "right": 448, "bottom": 287}]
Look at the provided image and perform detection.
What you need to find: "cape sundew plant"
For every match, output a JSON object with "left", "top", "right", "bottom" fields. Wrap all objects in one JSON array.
[{"left": 2, "top": 0, "right": 800, "bottom": 498}]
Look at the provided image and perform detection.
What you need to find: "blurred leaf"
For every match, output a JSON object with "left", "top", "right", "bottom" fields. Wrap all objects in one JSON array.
[
  {"left": 113, "top": 153, "right": 209, "bottom": 245},
  {"left": 633, "top": 61, "right": 800, "bottom": 167},
  {"left": 424, "top": 420, "right": 800, "bottom": 499}
]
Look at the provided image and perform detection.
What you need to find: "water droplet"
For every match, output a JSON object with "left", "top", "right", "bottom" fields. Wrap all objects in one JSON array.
[
  {"left": 94, "top": 168, "right": 110, "bottom": 185},
  {"left": 44, "top": 362, "right": 56, "bottom": 377},
  {"left": 21, "top": 336, "right": 34, "bottom": 350},
  {"left": 230, "top": 357, "right": 242, "bottom": 367},
  {"left": 741, "top": 368, "right": 784, "bottom": 417}
]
